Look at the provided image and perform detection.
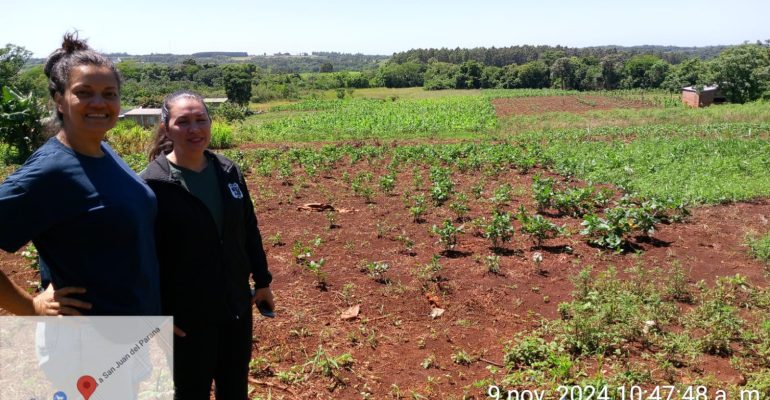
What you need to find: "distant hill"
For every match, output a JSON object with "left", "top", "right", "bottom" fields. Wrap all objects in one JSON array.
[
  {"left": 389, "top": 44, "right": 738, "bottom": 66},
  {"left": 37, "top": 51, "right": 391, "bottom": 73},
  {"left": 25, "top": 44, "right": 741, "bottom": 71},
  {"left": 192, "top": 52, "right": 249, "bottom": 58}
]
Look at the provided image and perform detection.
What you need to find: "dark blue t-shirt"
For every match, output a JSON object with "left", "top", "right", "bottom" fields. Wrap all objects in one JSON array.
[{"left": 0, "top": 137, "right": 161, "bottom": 315}]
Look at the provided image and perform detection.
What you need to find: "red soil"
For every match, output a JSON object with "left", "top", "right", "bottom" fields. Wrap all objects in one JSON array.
[
  {"left": 492, "top": 95, "right": 654, "bottom": 117},
  {"left": 1, "top": 154, "right": 767, "bottom": 398}
]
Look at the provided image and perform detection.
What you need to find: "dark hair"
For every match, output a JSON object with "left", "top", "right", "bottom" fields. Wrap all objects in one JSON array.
[
  {"left": 148, "top": 90, "right": 211, "bottom": 161},
  {"left": 44, "top": 32, "right": 122, "bottom": 122}
]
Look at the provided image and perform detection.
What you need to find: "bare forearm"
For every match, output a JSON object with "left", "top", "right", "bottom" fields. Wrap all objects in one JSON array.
[{"left": 0, "top": 272, "right": 35, "bottom": 315}]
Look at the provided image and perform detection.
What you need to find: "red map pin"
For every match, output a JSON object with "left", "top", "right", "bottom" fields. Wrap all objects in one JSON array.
[{"left": 77, "top": 375, "right": 98, "bottom": 400}]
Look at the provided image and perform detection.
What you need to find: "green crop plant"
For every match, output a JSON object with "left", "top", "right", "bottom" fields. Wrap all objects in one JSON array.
[
  {"left": 363, "top": 261, "right": 390, "bottom": 283},
  {"left": 21, "top": 243, "right": 39, "bottom": 271},
  {"left": 378, "top": 172, "right": 396, "bottom": 195},
  {"left": 429, "top": 166, "right": 454, "bottom": 206},
  {"left": 430, "top": 219, "right": 463, "bottom": 252},
  {"left": 268, "top": 232, "right": 284, "bottom": 247},
  {"left": 470, "top": 181, "right": 485, "bottom": 199},
  {"left": 532, "top": 174, "right": 556, "bottom": 213},
  {"left": 396, "top": 232, "right": 415, "bottom": 255},
  {"left": 410, "top": 194, "right": 428, "bottom": 222},
  {"left": 292, "top": 240, "right": 313, "bottom": 264},
  {"left": 416, "top": 255, "right": 443, "bottom": 285},
  {"left": 304, "top": 346, "right": 354, "bottom": 379},
  {"left": 449, "top": 193, "right": 470, "bottom": 221},
  {"left": 580, "top": 211, "right": 631, "bottom": 252},
  {"left": 489, "top": 183, "right": 513, "bottom": 210},
  {"left": 503, "top": 332, "right": 565, "bottom": 369},
  {"left": 276, "top": 158, "right": 293, "bottom": 185},
  {"left": 516, "top": 206, "right": 564, "bottom": 248},
  {"left": 411, "top": 168, "right": 425, "bottom": 191},
  {"left": 485, "top": 210, "right": 515, "bottom": 250},
  {"left": 248, "top": 96, "right": 497, "bottom": 142},
  {"left": 450, "top": 350, "right": 473, "bottom": 366},
  {"left": 306, "top": 258, "right": 327, "bottom": 290},
  {"left": 580, "top": 199, "right": 665, "bottom": 252},
  {"left": 351, "top": 171, "right": 375, "bottom": 203},
  {"left": 552, "top": 186, "right": 598, "bottom": 217}
]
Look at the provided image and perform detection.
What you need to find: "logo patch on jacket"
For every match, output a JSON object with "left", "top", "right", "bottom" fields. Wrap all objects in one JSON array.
[{"left": 228, "top": 183, "right": 244, "bottom": 199}]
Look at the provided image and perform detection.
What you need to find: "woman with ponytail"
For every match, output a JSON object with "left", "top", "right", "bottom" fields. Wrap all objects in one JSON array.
[
  {"left": 142, "top": 90, "right": 273, "bottom": 399},
  {"left": 0, "top": 33, "right": 161, "bottom": 317}
]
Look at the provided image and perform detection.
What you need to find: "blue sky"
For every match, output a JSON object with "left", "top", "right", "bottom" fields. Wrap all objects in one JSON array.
[{"left": 4, "top": 0, "right": 769, "bottom": 57}]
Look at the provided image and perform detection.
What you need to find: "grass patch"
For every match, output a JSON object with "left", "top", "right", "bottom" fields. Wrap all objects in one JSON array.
[
  {"left": 210, "top": 121, "right": 235, "bottom": 149},
  {"left": 106, "top": 119, "right": 152, "bottom": 156},
  {"left": 538, "top": 132, "right": 770, "bottom": 204},
  {"left": 497, "top": 266, "right": 770, "bottom": 388},
  {"left": 747, "top": 232, "right": 770, "bottom": 264},
  {"left": 499, "top": 101, "right": 770, "bottom": 133}
]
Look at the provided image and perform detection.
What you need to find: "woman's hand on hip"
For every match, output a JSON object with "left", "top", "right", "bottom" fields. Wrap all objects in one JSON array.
[{"left": 32, "top": 284, "right": 92, "bottom": 316}]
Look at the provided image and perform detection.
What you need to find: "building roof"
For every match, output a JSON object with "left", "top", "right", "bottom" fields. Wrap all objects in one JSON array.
[
  {"left": 682, "top": 85, "right": 719, "bottom": 93},
  {"left": 123, "top": 108, "right": 162, "bottom": 116},
  {"left": 203, "top": 98, "right": 228, "bottom": 103}
]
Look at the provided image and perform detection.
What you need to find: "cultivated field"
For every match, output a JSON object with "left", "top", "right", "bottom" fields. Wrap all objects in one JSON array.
[{"left": 2, "top": 89, "right": 770, "bottom": 399}]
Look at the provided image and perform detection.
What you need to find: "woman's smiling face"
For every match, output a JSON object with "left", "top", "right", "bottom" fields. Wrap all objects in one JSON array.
[
  {"left": 56, "top": 64, "right": 120, "bottom": 140},
  {"left": 164, "top": 97, "right": 212, "bottom": 158}
]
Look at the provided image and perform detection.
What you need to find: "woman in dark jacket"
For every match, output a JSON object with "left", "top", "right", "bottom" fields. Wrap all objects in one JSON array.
[{"left": 141, "top": 90, "right": 273, "bottom": 399}]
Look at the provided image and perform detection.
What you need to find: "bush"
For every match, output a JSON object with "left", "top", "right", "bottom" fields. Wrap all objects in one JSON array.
[
  {"left": 0, "top": 86, "right": 45, "bottom": 163},
  {"left": 209, "top": 121, "right": 234, "bottom": 149},
  {"left": 212, "top": 102, "right": 251, "bottom": 122},
  {"left": 107, "top": 119, "right": 152, "bottom": 157}
]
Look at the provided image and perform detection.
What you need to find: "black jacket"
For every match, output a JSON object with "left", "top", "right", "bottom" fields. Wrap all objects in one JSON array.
[{"left": 141, "top": 151, "right": 271, "bottom": 328}]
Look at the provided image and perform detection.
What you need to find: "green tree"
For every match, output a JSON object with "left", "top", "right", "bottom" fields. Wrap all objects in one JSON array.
[
  {"left": 516, "top": 61, "right": 550, "bottom": 88},
  {"left": 15, "top": 65, "right": 47, "bottom": 98},
  {"left": 319, "top": 62, "right": 333, "bottom": 73},
  {"left": 193, "top": 66, "right": 224, "bottom": 87},
  {"left": 377, "top": 61, "right": 424, "bottom": 88},
  {"left": 180, "top": 58, "right": 200, "bottom": 81},
  {"left": 661, "top": 58, "right": 705, "bottom": 92},
  {"left": 645, "top": 60, "right": 670, "bottom": 88},
  {"left": 0, "top": 44, "right": 32, "bottom": 89},
  {"left": 222, "top": 65, "right": 254, "bottom": 105},
  {"left": 498, "top": 64, "right": 519, "bottom": 89},
  {"left": 708, "top": 44, "right": 770, "bottom": 103},
  {"left": 457, "top": 60, "right": 483, "bottom": 89},
  {"left": 116, "top": 60, "right": 142, "bottom": 81},
  {"left": 481, "top": 65, "right": 502, "bottom": 88},
  {"left": 622, "top": 54, "right": 665, "bottom": 88},
  {"left": 599, "top": 54, "right": 624, "bottom": 90},
  {"left": 550, "top": 57, "right": 577, "bottom": 90},
  {"left": 423, "top": 61, "right": 460, "bottom": 90},
  {"left": 572, "top": 57, "right": 602, "bottom": 90}
]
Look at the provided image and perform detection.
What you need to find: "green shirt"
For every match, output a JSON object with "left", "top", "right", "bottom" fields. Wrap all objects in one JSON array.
[{"left": 169, "top": 160, "right": 224, "bottom": 236}]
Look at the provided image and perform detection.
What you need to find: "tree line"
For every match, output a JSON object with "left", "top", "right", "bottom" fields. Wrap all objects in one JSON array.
[
  {"left": 380, "top": 43, "right": 770, "bottom": 103},
  {"left": 5, "top": 41, "right": 770, "bottom": 111}
]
